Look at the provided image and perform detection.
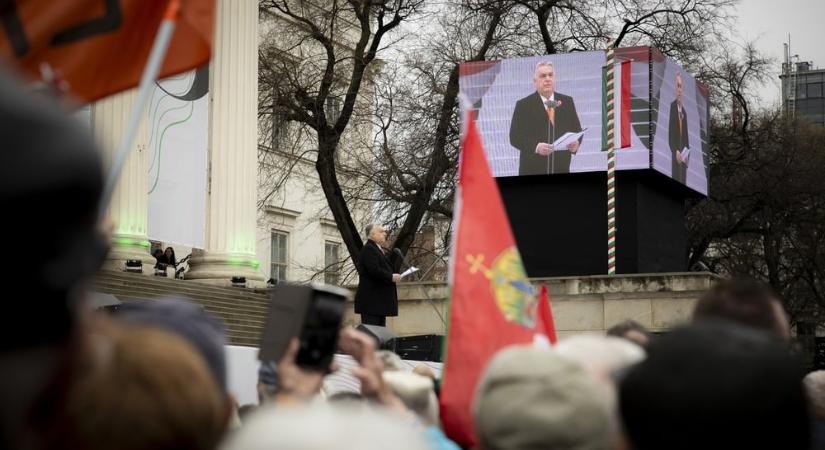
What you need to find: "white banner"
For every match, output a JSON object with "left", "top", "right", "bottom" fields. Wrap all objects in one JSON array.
[{"left": 147, "top": 67, "right": 208, "bottom": 248}]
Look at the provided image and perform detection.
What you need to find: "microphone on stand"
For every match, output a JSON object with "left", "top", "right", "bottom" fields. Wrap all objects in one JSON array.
[{"left": 544, "top": 98, "right": 560, "bottom": 174}]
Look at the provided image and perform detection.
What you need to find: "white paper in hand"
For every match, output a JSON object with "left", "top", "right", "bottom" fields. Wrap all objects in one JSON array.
[
  {"left": 551, "top": 128, "right": 587, "bottom": 150},
  {"left": 681, "top": 147, "right": 690, "bottom": 163},
  {"left": 400, "top": 267, "right": 419, "bottom": 278}
]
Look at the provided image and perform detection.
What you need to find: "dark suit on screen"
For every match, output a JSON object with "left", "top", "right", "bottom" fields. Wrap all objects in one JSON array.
[
  {"left": 669, "top": 100, "right": 689, "bottom": 184},
  {"left": 354, "top": 240, "right": 398, "bottom": 322},
  {"left": 509, "top": 91, "right": 582, "bottom": 176}
]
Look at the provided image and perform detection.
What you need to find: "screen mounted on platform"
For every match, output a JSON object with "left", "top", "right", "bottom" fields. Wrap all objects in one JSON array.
[
  {"left": 459, "top": 47, "right": 709, "bottom": 196},
  {"left": 650, "top": 49, "right": 710, "bottom": 195}
]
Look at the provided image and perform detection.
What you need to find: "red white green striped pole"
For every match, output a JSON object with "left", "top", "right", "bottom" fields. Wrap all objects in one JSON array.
[{"left": 605, "top": 47, "right": 617, "bottom": 275}]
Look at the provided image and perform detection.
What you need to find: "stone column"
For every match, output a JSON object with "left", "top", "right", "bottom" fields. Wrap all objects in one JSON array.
[
  {"left": 186, "top": 0, "right": 263, "bottom": 284},
  {"left": 92, "top": 89, "right": 152, "bottom": 272}
]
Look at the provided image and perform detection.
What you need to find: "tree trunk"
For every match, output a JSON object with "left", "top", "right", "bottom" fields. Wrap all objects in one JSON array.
[{"left": 316, "top": 132, "right": 363, "bottom": 265}]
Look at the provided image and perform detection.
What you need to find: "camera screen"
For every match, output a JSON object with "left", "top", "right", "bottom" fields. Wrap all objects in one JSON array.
[{"left": 295, "top": 292, "right": 346, "bottom": 370}]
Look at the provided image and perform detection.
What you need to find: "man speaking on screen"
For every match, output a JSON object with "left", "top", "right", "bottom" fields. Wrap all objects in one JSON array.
[
  {"left": 669, "top": 71, "right": 689, "bottom": 184},
  {"left": 509, "top": 61, "right": 583, "bottom": 175}
]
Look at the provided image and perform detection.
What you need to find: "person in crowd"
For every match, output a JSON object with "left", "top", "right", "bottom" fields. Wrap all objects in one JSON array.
[
  {"left": 554, "top": 335, "right": 646, "bottom": 450},
  {"left": 354, "top": 224, "right": 401, "bottom": 326},
  {"left": 606, "top": 319, "right": 652, "bottom": 349},
  {"left": 257, "top": 361, "right": 279, "bottom": 405},
  {"left": 274, "top": 327, "right": 407, "bottom": 411},
  {"left": 115, "top": 297, "right": 242, "bottom": 431},
  {"left": 383, "top": 371, "right": 460, "bottom": 450},
  {"left": 116, "top": 298, "right": 229, "bottom": 394},
  {"left": 474, "top": 345, "right": 612, "bottom": 450},
  {"left": 153, "top": 248, "right": 164, "bottom": 265},
  {"left": 161, "top": 246, "right": 178, "bottom": 267},
  {"left": 237, "top": 405, "right": 258, "bottom": 424},
  {"left": 620, "top": 321, "right": 810, "bottom": 450},
  {"left": 413, "top": 364, "right": 441, "bottom": 396},
  {"left": 378, "top": 349, "right": 405, "bottom": 371},
  {"left": 804, "top": 370, "right": 825, "bottom": 450},
  {"left": 64, "top": 322, "right": 228, "bottom": 450},
  {"left": 693, "top": 278, "right": 791, "bottom": 341},
  {"left": 224, "top": 330, "right": 431, "bottom": 450},
  {"left": 327, "top": 391, "right": 366, "bottom": 406},
  {"left": 220, "top": 405, "right": 430, "bottom": 450},
  {"left": 0, "top": 69, "right": 107, "bottom": 450}
]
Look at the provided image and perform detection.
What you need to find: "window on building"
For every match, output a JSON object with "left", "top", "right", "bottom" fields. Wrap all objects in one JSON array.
[
  {"left": 271, "top": 231, "right": 288, "bottom": 282},
  {"left": 796, "top": 83, "right": 807, "bottom": 99},
  {"left": 324, "top": 241, "right": 341, "bottom": 285},
  {"left": 808, "top": 82, "right": 823, "bottom": 99}
]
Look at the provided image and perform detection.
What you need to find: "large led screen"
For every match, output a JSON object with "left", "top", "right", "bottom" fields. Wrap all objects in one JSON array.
[
  {"left": 460, "top": 46, "right": 709, "bottom": 196},
  {"left": 460, "top": 48, "right": 650, "bottom": 177},
  {"left": 650, "top": 49, "right": 710, "bottom": 195}
]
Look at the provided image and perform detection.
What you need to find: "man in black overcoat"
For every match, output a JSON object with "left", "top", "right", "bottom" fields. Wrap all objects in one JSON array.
[{"left": 354, "top": 224, "right": 401, "bottom": 327}]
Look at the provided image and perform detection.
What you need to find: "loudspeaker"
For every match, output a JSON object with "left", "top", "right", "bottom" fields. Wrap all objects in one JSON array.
[
  {"left": 389, "top": 334, "right": 444, "bottom": 362},
  {"left": 356, "top": 324, "right": 398, "bottom": 350}
]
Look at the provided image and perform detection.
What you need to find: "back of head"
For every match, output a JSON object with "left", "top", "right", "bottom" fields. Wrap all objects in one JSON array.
[
  {"left": 377, "top": 349, "right": 404, "bottom": 371},
  {"left": 116, "top": 297, "right": 228, "bottom": 391},
  {"left": 804, "top": 370, "right": 825, "bottom": 420},
  {"left": 606, "top": 320, "right": 651, "bottom": 349},
  {"left": 66, "top": 322, "right": 228, "bottom": 450},
  {"left": 619, "top": 321, "right": 809, "bottom": 450},
  {"left": 554, "top": 336, "right": 645, "bottom": 450},
  {"left": 474, "top": 345, "right": 611, "bottom": 450},
  {"left": 382, "top": 371, "right": 439, "bottom": 426},
  {"left": 220, "top": 405, "right": 430, "bottom": 450},
  {"left": 0, "top": 70, "right": 103, "bottom": 450},
  {"left": 554, "top": 335, "right": 645, "bottom": 385},
  {"left": 0, "top": 70, "right": 104, "bottom": 349},
  {"left": 694, "top": 278, "right": 789, "bottom": 340}
]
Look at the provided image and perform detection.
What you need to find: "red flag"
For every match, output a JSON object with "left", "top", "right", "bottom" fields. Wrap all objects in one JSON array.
[
  {"left": 0, "top": 0, "right": 214, "bottom": 103},
  {"left": 537, "top": 284, "right": 558, "bottom": 344},
  {"left": 440, "top": 110, "right": 547, "bottom": 447}
]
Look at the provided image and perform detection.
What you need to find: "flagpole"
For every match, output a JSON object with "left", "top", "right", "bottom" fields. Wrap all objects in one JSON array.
[
  {"left": 605, "top": 47, "right": 617, "bottom": 275},
  {"left": 98, "top": 0, "right": 181, "bottom": 219}
]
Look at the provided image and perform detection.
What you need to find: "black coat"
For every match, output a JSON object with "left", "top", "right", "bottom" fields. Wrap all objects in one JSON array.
[
  {"left": 509, "top": 91, "right": 582, "bottom": 176},
  {"left": 354, "top": 240, "right": 398, "bottom": 317},
  {"left": 669, "top": 100, "right": 689, "bottom": 184}
]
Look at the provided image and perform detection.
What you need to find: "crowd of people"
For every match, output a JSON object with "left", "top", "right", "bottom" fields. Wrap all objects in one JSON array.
[{"left": 1, "top": 65, "right": 823, "bottom": 450}]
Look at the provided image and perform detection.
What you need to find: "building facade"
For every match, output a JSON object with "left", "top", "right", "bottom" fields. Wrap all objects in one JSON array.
[{"left": 781, "top": 60, "right": 825, "bottom": 126}]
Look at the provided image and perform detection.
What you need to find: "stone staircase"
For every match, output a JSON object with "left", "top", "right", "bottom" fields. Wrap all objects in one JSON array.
[{"left": 91, "top": 270, "right": 271, "bottom": 347}]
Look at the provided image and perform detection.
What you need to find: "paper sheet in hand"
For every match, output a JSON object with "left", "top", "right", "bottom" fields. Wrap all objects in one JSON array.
[
  {"left": 400, "top": 267, "right": 419, "bottom": 278},
  {"left": 681, "top": 147, "right": 690, "bottom": 162},
  {"left": 552, "top": 128, "right": 586, "bottom": 150}
]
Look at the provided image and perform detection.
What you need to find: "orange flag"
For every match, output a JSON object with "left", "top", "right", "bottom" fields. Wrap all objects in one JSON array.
[{"left": 0, "top": 0, "right": 214, "bottom": 103}]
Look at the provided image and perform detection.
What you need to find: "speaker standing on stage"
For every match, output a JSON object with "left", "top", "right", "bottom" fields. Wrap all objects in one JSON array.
[{"left": 355, "top": 224, "right": 401, "bottom": 327}]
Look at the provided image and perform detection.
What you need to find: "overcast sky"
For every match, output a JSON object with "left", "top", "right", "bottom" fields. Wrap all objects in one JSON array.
[{"left": 735, "top": 0, "right": 825, "bottom": 107}]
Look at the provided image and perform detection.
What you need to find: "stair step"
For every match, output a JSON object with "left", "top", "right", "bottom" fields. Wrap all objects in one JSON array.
[
  {"left": 92, "top": 279, "right": 270, "bottom": 302},
  {"left": 91, "top": 285, "right": 270, "bottom": 311},
  {"left": 92, "top": 270, "right": 271, "bottom": 348}
]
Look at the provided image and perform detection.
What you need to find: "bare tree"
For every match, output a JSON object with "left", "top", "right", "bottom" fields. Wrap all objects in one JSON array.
[
  {"left": 512, "top": 0, "right": 735, "bottom": 61},
  {"left": 259, "top": 0, "right": 424, "bottom": 265},
  {"left": 687, "top": 44, "right": 825, "bottom": 338},
  {"left": 258, "top": 0, "right": 738, "bottom": 272}
]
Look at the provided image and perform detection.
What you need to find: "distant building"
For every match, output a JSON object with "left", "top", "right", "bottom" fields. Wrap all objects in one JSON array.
[{"left": 781, "top": 57, "right": 825, "bottom": 126}]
